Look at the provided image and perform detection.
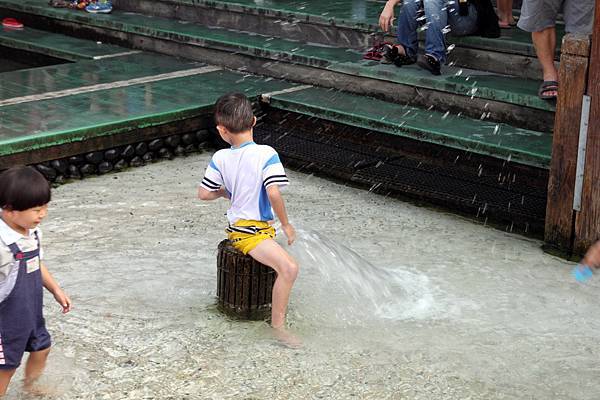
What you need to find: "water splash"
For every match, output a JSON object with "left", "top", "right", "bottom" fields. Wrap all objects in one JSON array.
[{"left": 279, "top": 228, "right": 450, "bottom": 326}]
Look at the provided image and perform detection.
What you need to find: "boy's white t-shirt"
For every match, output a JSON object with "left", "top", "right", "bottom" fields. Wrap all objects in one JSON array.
[{"left": 200, "top": 141, "right": 289, "bottom": 224}]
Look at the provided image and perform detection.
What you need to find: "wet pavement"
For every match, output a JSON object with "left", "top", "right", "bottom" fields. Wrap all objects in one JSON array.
[{"left": 6, "top": 152, "right": 599, "bottom": 399}]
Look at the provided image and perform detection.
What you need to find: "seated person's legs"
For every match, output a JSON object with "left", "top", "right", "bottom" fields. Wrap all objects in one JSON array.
[
  {"left": 422, "top": 0, "right": 448, "bottom": 63},
  {"left": 414, "top": 0, "right": 447, "bottom": 75},
  {"left": 396, "top": 0, "right": 421, "bottom": 59}
]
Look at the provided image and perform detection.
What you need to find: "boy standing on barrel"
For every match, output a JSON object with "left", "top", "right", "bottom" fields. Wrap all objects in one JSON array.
[{"left": 198, "top": 93, "right": 300, "bottom": 346}]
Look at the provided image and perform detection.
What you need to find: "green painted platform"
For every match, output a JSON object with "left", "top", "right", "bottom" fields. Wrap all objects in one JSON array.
[
  {"left": 0, "top": 71, "right": 296, "bottom": 155},
  {"left": 0, "top": 53, "right": 205, "bottom": 101},
  {"left": 264, "top": 86, "right": 551, "bottom": 168},
  {"left": 0, "top": 0, "right": 554, "bottom": 114},
  {"left": 0, "top": 25, "right": 132, "bottom": 61}
]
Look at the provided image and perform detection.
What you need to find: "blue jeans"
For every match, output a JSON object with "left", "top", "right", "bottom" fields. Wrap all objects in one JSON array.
[{"left": 396, "top": 0, "right": 478, "bottom": 64}]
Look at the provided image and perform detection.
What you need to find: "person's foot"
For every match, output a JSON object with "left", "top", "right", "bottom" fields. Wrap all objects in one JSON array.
[
  {"left": 272, "top": 326, "right": 302, "bottom": 349},
  {"left": 417, "top": 54, "right": 441, "bottom": 75},
  {"left": 538, "top": 80, "right": 558, "bottom": 100},
  {"left": 381, "top": 44, "right": 398, "bottom": 64},
  {"left": 392, "top": 44, "right": 416, "bottom": 67},
  {"left": 23, "top": 381, "right": 60, "bottom": 397},
  {"left": 498, "top": 18, "right": 517, "bottom": 29}
]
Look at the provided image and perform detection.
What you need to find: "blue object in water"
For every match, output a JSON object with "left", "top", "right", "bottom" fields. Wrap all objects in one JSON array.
[{"left": 572, "top": 264, "right": 593, "bottom": 283}]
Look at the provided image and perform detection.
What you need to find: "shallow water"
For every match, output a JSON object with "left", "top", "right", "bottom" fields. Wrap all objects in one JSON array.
[{"left": 7, "top": 153, "right": 599, "bottom": 399}]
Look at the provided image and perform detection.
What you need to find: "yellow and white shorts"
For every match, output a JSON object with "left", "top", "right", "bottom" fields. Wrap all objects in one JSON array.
[{"left": 226, "top": 219, "right": 276, "bottom": 255}]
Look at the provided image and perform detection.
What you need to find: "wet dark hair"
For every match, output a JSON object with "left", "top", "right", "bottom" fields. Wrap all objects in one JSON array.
[
  {"left": 0, "top": 166, "right": 51, "bottom": 211},
  {"left": 214, "top": 92, "right": 255, "bottom": 134}
]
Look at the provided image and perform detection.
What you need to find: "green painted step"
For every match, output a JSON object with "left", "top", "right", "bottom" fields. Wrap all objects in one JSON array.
[
  {"left": 0, "top": 0, "right": 554, "bottom": 114},
  {"left": 264, "top": 86, "right": 551, "bottom": 168},
  {"left": 0, "top": 25, "right": 131, "bottom": 61},
  {"left": 135, "top": 0, "right": 563, "bottom": 56},
  {"left": 0, "top": 52, "right": 204, "bottom": 102},
  {"left": 0, "top": 69, "right": 296, "bottom": 156}
]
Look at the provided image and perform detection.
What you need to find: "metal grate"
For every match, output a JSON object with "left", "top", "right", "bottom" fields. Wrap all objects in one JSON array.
[{"left": 255, "top": 117, "right": 547, "bottom": 227}]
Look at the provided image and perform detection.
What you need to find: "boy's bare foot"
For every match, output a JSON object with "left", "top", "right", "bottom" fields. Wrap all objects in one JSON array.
[
  {"left": 272, "top": 327, "right": 302, "bottom": 349},
  {"left": 23, "top": 381, "right": 60, "bottom": 397}
]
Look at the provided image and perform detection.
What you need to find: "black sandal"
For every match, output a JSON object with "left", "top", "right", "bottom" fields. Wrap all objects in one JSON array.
[
  {"left": 538, "top": 80, "right": 558, "bottom": 100},
  {"left": 417, "top": 54, "right": 441, "bottom": 75}
]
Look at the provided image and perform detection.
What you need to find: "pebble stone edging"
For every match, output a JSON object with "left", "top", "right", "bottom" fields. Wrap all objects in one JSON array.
[{"left": 34, "top": 130, "right": 211, "bottom": 184}]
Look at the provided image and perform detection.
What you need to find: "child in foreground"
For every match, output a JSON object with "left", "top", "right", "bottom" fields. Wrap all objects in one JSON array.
[
  {"left": 198, "top": 93, "right": 300, "bottom": 345},
  {"left": 0, "top": 166, "right": 72, "bottom": 396}
]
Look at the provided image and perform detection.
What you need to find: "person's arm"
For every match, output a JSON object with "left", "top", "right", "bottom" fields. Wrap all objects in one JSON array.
[
  {"left": 379, "top": 0, "right": 402, "bottom": 32},
  {"left": 41, "top": 262, "right": 71, "bottom": 313},
  {"left": 266, "top": 185, "right": 296, "bottom": 245},
  {"left": 198, "top": 187, "right": 229, "bottom": 201},
  {"left": 582, "top": 241, "right": 600, "bottom": 269}
]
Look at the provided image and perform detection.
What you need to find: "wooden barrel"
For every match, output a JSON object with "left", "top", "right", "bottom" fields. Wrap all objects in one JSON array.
[{"left": 216, "top": 239, "right": 275, "bottom": 320}]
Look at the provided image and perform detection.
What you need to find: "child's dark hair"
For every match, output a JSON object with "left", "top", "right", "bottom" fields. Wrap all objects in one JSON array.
[
  {"left": 214, "top": 92, "right": 255, "bottom": 134},
  {"left": 0, "top": 166, "right": 51, "bottom": 211}
]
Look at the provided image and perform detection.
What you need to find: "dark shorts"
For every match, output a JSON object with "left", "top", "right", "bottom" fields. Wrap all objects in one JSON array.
[
  {"left": 0, "top": 321, "right": 51, "bottom": 369},
  {"left": 518, "top": 0, "right": 594, "bottom": 34}
]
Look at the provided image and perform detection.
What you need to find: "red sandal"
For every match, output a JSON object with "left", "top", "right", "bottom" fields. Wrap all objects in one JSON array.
[{"left": 2, "top": 18, "right": 24, "bottom": 29}]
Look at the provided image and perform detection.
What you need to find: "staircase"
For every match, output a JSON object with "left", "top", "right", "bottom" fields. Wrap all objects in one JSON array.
[{"left": 0, "top": 0, "right": 556, "bottom": 232}]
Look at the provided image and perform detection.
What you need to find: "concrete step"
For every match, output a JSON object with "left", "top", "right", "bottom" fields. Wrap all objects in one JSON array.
[
  {"left": 114, "top": 0, "right": 561, "bottom": 79},
  {"left": 0, "top": 0, "right": 555, "bottom": 132}
]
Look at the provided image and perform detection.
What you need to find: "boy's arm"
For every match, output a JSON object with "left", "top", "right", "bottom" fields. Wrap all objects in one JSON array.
[
  {"left": 41, "top": 261, "right": 72, "bottom": 313},
  {"left": 198, "top": 186, "right": 229, "bottom": 201},
  {"left": 266, "top": 185, "right": 295, "bottom": 245}
]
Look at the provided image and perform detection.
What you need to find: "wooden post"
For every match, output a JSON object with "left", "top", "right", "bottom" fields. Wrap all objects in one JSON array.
[
  {"left": 573, "top": 0, "right": 600, "bottom": 255},
  {"left": 545, "top": 34, "right": 591, "bottom": 254},
  {"left": 216, "top": 239, "right": 275, "bottom": 320}
]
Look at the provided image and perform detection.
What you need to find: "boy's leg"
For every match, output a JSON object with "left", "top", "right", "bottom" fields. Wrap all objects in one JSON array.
[
  {"left": 0, "top": 369, "right": 16, "bottom": 396},
  {"left": 23, "top": 347, "right": 50, "bottom": 390},
  {"left": 248, "top": 239, "right": 299, "bottom": 329}
]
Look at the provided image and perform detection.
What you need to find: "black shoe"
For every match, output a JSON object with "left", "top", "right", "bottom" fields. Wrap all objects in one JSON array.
[
  {"left": 417, "top": 54, "right": 441, "bottom": 75},
  {"left": 393, "top": 51, "right": 417, "bottom": 67},
  {"left": 382, "top": 44, "right": 398, "bottom": 64}
]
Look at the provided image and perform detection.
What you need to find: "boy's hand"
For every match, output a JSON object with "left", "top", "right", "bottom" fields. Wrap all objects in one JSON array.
[
  {"left": 583, "top": 241, "right": 600, "bottom": 269},
  {"left": 282, "top": 223, "right": 296, "bottom": 246},
  {"left": 53, "top": 289, "right": 72, "bottom": 313}
]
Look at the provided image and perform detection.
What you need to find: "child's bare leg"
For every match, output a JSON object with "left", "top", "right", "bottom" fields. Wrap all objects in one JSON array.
[
  {"left": 0, "top": 369, "right": 16, "bottom": 396},
  {"left": 248, "top": 239, "right": 299, "bottom": 328},
  {"left": 23, "top": 347, "right": 50, "bottom": 391}
]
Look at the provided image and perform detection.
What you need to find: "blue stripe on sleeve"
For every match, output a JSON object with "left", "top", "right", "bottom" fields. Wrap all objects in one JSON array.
[
  {"left": 263, "top": 154, "right": 281, "bottom": 169},
  {"left": 209, "top": 159, "right": 220, "bottom": 173}
]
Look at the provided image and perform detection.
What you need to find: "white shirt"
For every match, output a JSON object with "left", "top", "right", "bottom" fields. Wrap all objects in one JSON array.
[
  {"left": 0, "top": 216, "right": 43, "bottom": 303},
  {"left": 200, "top": 141, "right": 289, "bottom": 224}
]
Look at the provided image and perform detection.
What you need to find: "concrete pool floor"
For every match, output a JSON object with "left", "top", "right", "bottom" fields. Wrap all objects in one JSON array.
[{"left": 8, "top": 152, "right": 599, "bottom": 399}]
